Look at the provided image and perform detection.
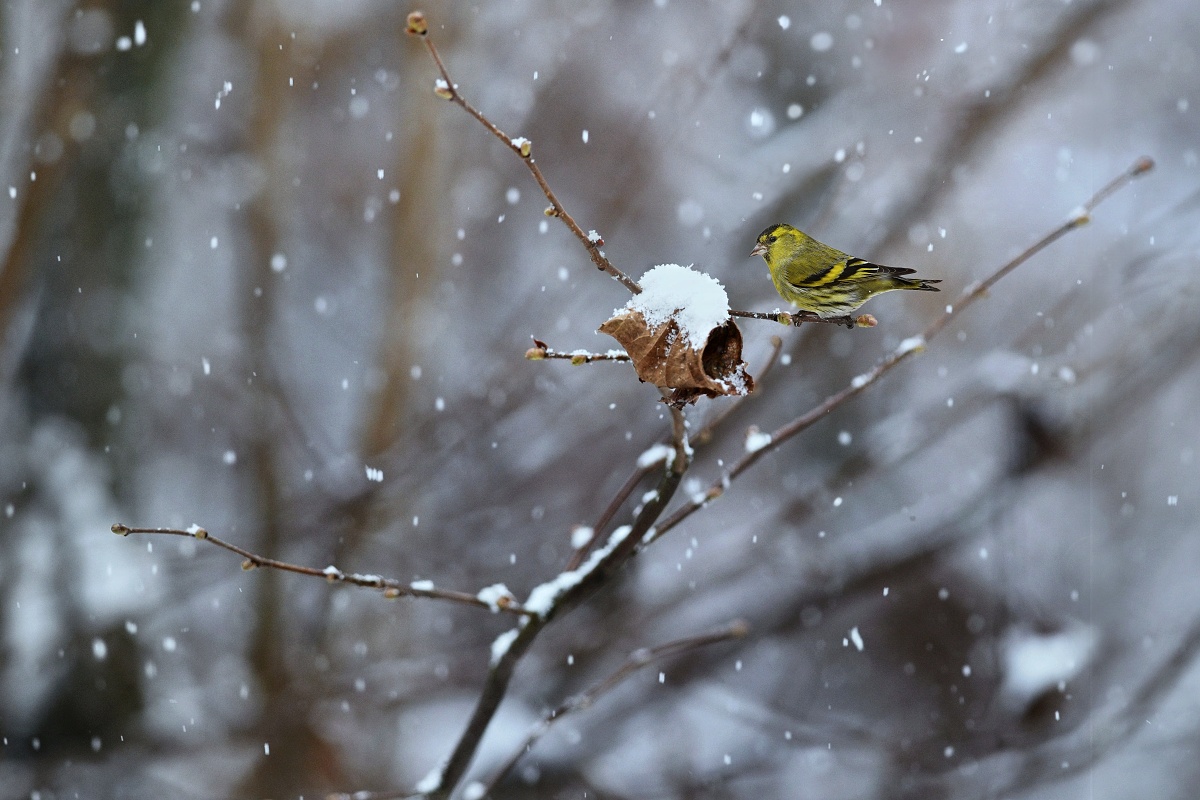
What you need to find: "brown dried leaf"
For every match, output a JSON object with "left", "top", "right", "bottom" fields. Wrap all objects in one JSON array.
[{"left": 598, "top": 310, "right": 754, "bottom": 405}]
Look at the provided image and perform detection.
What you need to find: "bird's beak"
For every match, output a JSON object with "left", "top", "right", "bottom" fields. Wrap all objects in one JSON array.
[{"left": 750, "top": 242, "right": 767, "bottom": 258}]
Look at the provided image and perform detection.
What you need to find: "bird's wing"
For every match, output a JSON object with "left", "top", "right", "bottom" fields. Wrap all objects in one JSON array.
[
  {"left": 876, "top": 263, "right": 918, "bottom": 277},
  {"left": 787, "top": 256, "right": 884, "bottom": 288}
]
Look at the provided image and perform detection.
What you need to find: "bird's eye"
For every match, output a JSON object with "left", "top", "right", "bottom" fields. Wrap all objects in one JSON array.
[{"left": 768, "top": 235, "right": 777, "bottom": 243}]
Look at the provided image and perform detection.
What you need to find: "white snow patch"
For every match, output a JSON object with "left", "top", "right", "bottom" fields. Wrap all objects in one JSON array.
[
  {"left": 410, "top": 579, "right": 435, "bottom": 591},
  {"left": 490, "top": 628, "right": 520, "bottom": 665},
  {"left": 897, "top": 335, "right": 926, "bottom": 355},
  {"left": 622, "top": 263, "right": 730, "bottom": 350},
  {"left": 848, "top": 626, "right": 864, "bottom": 651},
  {"left": 416, "top": 765, "right": 444, "bottom": 793},
  {"left": 476, "top": 583, "right": 513, "bottom": 612},
  {"left": 637, "top": 442, "right": 675, "bottom": 469},
  {"left": 570, "top": 525, "right": 593, "bottom": 548},
  {"left": 1001, "top": 625, "right": 1098, "bottom": 705},
  {"left": 744, "top": 430, "right": 772, "bottom": 453}
]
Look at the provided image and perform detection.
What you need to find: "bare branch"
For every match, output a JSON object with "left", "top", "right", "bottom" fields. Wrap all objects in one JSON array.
[
  {"left": 110, "top": 524, "right": 524, "bottom": 616},
  {"left": 730, "top": 308, "right": 877, "bottom": 329},
  {"left": 525, "top": 339, "right": 631, "bottom": 364},
  {"left": 404, "top": 12, "right": 641, "bottom": 295}
]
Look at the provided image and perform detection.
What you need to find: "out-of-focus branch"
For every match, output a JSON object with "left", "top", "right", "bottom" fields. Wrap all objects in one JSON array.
[
  {"left": 648, "top": 157, "right": 1154, "bottom": 544},
  {"left": 327, "top": 620, "right": 747, "bottom": 800},
  {"left": 109, "top": 524, "right": 523, "bottom": 615},
  {"left": 404, "top": 11, "right": 641, "bottom": 295},
  {"left": 479, "top": 619, "right": 750, "bottom": 796},
  {"left": 868, "top": 0, "right": 1132, "bottom": 259}
]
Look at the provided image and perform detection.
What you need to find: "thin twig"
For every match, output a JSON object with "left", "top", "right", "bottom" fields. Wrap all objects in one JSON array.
[
  {"left": 730, "top": 308, "right": 877, "bottom": 329},
  {"left": 647, "top": 156, "right": 1154, "bottom": 545},
  {"left": 526, "top": 338, "right": 630, "bottom": 364},
  {"left": 404, "top": 12, "right": 641, "bottom": 295},
  {"left": 110, "top": 524, "right": 524, "bottom": 616},
  {"left": 479, "top": 619, "right": 750, "bottom": 795}
]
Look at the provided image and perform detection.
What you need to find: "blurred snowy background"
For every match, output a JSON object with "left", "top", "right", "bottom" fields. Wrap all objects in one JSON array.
[{"left": 1, "top": 0, "right": 1197, "bottom": 797}]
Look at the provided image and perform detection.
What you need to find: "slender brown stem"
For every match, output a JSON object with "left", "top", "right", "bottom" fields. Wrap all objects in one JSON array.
[
  {"left": 526, "top": 339, "right": 631, "bottom": 364},
  {"left": 478, "top": 619, "right": 750, "bottom": 796},
  {"left": 647, "top": 156, "right": 1154, "bottom": 545},
  {"left": 408, "top": 22, "right": 641, "bottom": 295},
  {"left": 730, "top": 309, "right": 877, "bottom": 329},
  {"left": 110, "top": 524, "right": 524, "bottom": 615}
]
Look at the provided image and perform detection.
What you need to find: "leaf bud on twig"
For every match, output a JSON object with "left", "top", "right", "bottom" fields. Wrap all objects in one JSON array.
[
  {"left": 405, "top": 11, "right": 428, "bottom": 36},
  {"left": 511, "top": 137, "right": 532, "bottom": 157}
]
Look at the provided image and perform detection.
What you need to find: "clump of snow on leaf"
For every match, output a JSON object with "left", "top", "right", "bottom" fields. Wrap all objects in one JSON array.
[{"left": 622, "top": 264, "right": 730, "bottom": 350}]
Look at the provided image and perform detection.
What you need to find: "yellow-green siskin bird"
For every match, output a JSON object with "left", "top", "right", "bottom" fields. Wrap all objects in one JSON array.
[{"left": 751, "top": 223, "right": 940, "bottom": 318}]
